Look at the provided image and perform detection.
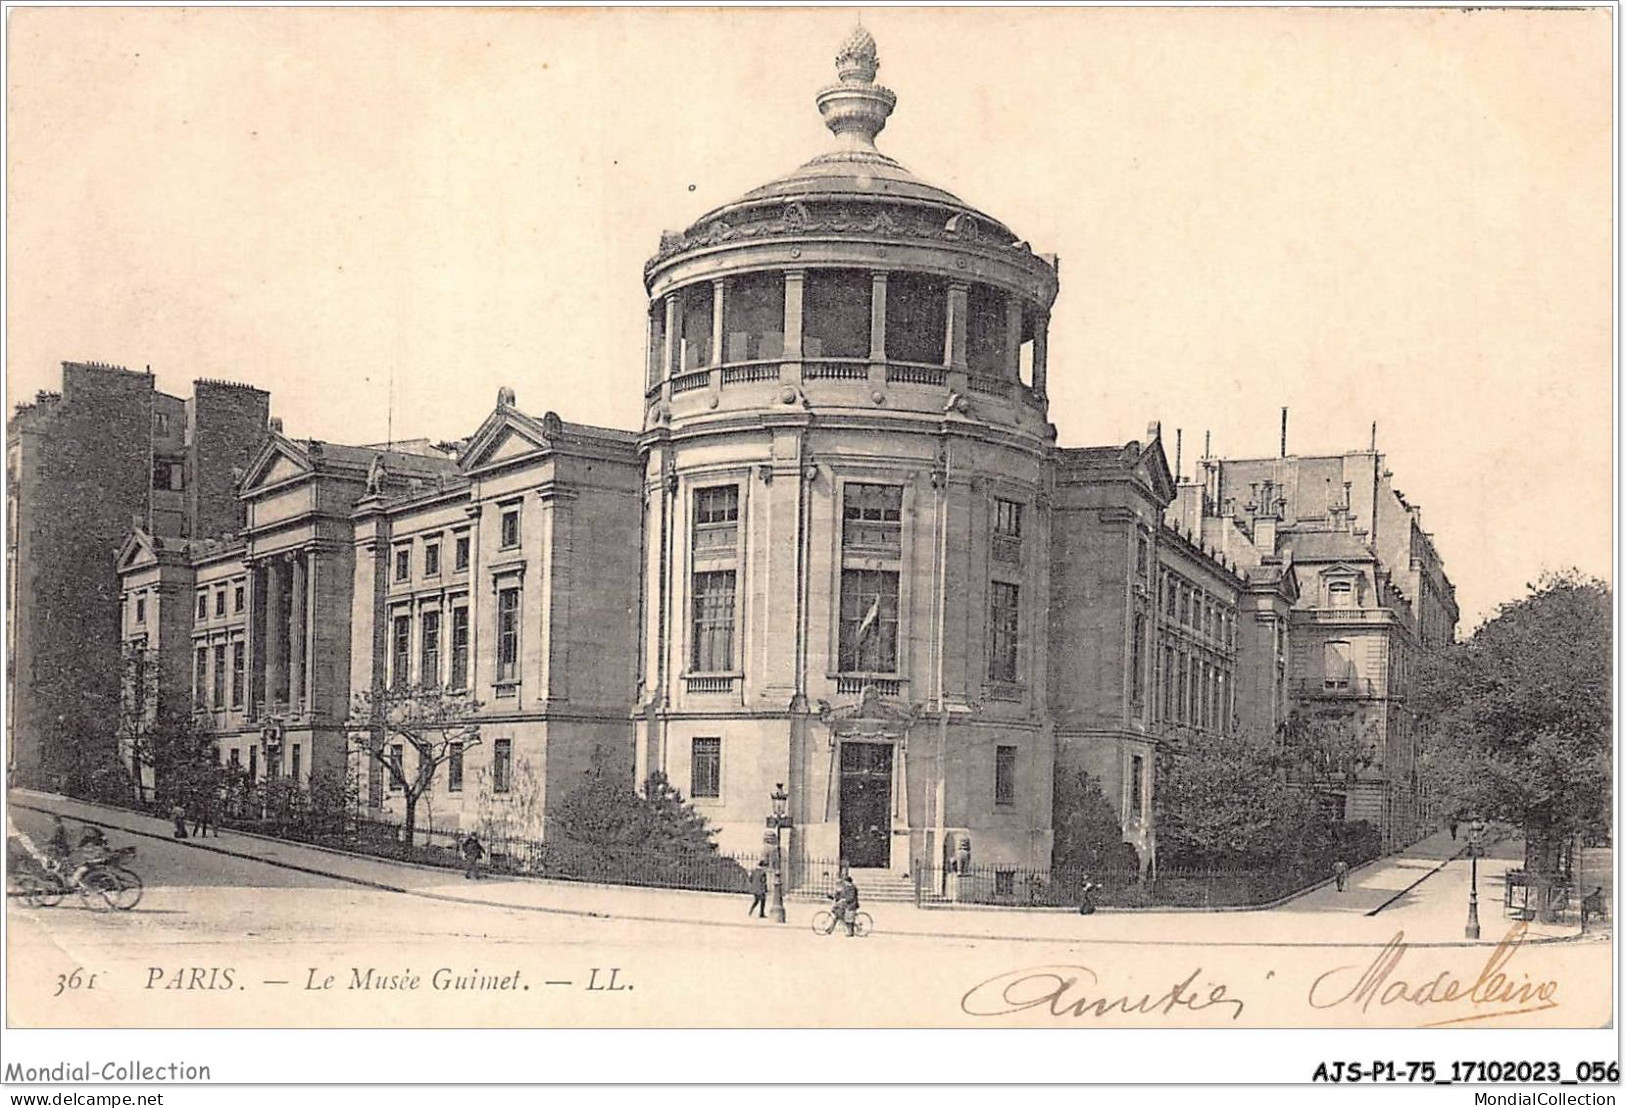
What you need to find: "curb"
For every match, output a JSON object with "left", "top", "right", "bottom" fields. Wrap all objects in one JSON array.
[{"left": 13, "top": 796, "right": 1587, "bottom": 949}]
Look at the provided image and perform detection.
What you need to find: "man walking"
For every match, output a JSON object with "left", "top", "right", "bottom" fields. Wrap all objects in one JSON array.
[
  {"left": 461, "top": 833, "right": 485, "bottom": 880},
  {"left": 1332, "top": 858, "right": 1349, "bottom": 893},
  {"left": 748, "top": 859, "right": 769, "bottom": 918}
]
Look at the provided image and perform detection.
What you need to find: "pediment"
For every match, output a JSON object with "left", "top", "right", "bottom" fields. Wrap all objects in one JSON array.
[
  {"left": 240, "top": 436, "right": 313, "bottom": 493},
  {"left": 460, "top": 407, "right": 560, "bottom": 474},
  {"left": 1132, "top": 437, "right": 1177, "bottom": 505},
  {"left": 116, "top": 529, "right": 157, "bottom": 572},
  {"left": 1317, "top": 562, "right": 1367, "bottom": 578}
]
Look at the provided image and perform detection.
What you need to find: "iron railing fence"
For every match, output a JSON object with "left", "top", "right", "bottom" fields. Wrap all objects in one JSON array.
[{"left": 918, "top": 846, "right": 1384, "bottom": 909}]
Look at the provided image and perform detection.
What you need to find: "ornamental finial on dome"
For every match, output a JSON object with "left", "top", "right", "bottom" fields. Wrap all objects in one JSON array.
[
  {"left": 818, "top": 23, "right": 895, "bottom": 150},
  {"left": 835, "top": 23, "right": 879, "bottom": 84}
]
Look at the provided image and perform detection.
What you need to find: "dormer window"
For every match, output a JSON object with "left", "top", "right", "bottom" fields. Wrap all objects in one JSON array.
[{"left": 1328, "top": 580, "right": 1355, "bottom": 609}]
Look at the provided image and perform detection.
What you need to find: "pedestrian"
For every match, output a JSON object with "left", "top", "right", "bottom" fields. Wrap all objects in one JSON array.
[
  {"left": 1449, "top": 819, "right": 1459, "bottom": 841},
  {"left": 832, "top": 874, "right": 861, "bottom": 936},
  {"left": 190, "top": 794, "right": 211, "bottom": 839},
  {"left": 1332, "top": 858, "right": 1349, "bottom": 892},
  {"left": 170, "top": 802, "right": 189, "bottom": 839},
  {"left": 47, "top": 815, "right": 70, "bottom": 859},
  {"left": 461, "top": 833, "right": 485, "bottom": 880},
  {"left": 1077, "top": 875, "right": 1098, "bottom": 916},
  {"left": 748, "top": 859, "right": 769, "bottom": 918}
]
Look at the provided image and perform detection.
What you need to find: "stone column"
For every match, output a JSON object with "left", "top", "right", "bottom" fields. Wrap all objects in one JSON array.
[
  {"left": 661, "top": 295, "right": 679, "bottom": 390},
  {"left": 1033, "top": 313, "right": 1050, "bottom": 398},
  {"left": 782, "top": 270, "right": 805, "bottom": 384},
  {"left": 1004, "top": 296, "right": 1023, "bottom": 381},
  {"left": 288, "top": 551, "right": 307, "bottom": 714},
  {"left": 710, "top": 279, "right": 726, "bottom": 366},
  {"left": 264, "top": 557, "right": 286, "bottom": 712}
]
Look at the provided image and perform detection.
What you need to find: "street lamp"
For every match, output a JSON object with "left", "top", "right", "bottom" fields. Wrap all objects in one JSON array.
[
  {"left": 765, "top": 783, "right": 790, "bottom": 924},
  {"left": 1465, "top": 818, "right": 1487, "bottom": 940}
]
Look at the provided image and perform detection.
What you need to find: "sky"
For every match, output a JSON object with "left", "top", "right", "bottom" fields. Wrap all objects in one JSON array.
[{"left": 6, "top": 7, "right": 1613, "bottom": 630}]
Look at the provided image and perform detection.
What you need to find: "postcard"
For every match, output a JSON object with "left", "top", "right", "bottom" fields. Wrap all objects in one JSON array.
[{"left": 2, "top": 4, "right": 1614, "bottom": 1084}]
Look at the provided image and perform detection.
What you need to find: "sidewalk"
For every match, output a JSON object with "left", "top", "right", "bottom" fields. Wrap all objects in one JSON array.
[{"left": 9, "top": 789, "right": 1588, "bottom": 948}]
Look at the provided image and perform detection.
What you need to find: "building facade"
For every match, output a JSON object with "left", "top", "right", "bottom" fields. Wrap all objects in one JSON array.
[
  {"left": 88, "top": 28, "right": 1456, "bottom": 872},
  {"left": 10, "top": 363, "right": 268, "bottom": 785}
]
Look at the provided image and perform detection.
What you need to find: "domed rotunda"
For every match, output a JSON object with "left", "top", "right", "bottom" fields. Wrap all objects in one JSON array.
[{"left": 636, "top": 27, "right": 1061, "bottom": 876}]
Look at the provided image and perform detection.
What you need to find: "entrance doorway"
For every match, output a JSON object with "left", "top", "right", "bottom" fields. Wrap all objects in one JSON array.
[{"left": 839, "top": 742, "right": 893, "bottom": 868}]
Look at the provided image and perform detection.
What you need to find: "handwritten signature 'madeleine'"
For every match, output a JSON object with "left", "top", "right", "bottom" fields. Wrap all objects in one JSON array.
[
  {"left": 1308, "top": 922, "right": 1560, "bottom": 1026},
  {"left": 960, "top": 964, "right": 1245, "bottom": 1022}
]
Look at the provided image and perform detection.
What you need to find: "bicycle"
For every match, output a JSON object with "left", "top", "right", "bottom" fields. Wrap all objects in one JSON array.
[
  {"left": 81, "top": 847, "right": 143, "bottom": 911},
  {"left": 811, "top": 907, "right": 873, "bottom": 937},
  {"left": 9, "top": 850, "right": 142, "bottom": 912}
]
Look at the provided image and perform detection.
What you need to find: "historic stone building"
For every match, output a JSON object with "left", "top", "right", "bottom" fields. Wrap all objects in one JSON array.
[
  {"left": 348, "top": 392, "right": 641, "bottom": 837},
  {"left": 1179, "top": 448, "right": 1459, "bottom": 845},
  {"left": 635, "top": 28, "right": 1058, "bottom": 877},
  {"left": 10, "top": 363, "right": 268, "bottom": 785},
  {"left": 90, "top": 28, "right": 1456, "bottom": 875}
]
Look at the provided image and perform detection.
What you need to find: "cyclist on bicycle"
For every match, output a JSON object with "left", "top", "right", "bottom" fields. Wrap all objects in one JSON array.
[{"left": 831, "top": 875, "right": 861, "bottom": 937}]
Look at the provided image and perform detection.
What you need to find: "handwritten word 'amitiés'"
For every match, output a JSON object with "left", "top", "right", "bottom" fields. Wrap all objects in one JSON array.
[
  {"left": 1308, "top": 923, "right": 1559, "bottom": 1025},
  {"left": 961, "top": 964, "right": 1244, "bottom": 1022}
]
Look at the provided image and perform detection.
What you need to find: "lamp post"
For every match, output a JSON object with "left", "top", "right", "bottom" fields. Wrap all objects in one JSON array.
[
  {"left": 1465, "top": 818, "right": 1486, "bottom": 940},
  {"left": 766, "top": 782, "right": 790, "bottom": 924}
]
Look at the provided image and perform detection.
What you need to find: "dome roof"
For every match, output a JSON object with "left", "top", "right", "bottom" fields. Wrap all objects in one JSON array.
[{"left": 683, "top": 25, "right": 1008, "bottom": 235}]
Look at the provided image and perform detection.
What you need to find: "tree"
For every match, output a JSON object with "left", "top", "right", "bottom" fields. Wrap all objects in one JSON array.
[
  {"left": 1415, "top": 571, "right": 1611, "bottom": 881},
  {"left": 346, "top": 684, "right": 482, "bottom": 851},
  {"left": 1051, "top": 766, "right": 1134, "bottom": 872},
  {"left": 1282, "top": 709, "right": 1378, "bottom": 789},
  {"left": 1155, "top": 726, "right": 1328, "bottom": 868},
  {"left": 127, "top": 710, "right": 218, "bottom": 810},
  {"left": 552, "top": 768, "right": 720, "bottom": 854}
]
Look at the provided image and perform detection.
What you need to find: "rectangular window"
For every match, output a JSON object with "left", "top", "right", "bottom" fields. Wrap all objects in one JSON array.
[
  {"left": 989, "top": 581, "right": 1020, "bottom": 683},
  {"left": 248, "top": 746, "right": 258, "bottom": 782},
  {"left": 1324, "top": 641, "right": 1355, "bottom": 690},
  {"left": 1329, "top": 580, "right": 1355, "bottom": 609},
  {"left": 691, "top": 737, "right": 721, "bottom": 799},
  {"left": 1163, "top": 645, "right": 1177, "bottom": 719},
  {"left": 692, "top": 485, "right": 740, "bottom": 554},
  {"left": 1131, "top": 754, "right": 1145, "bottom": 821},
  {"left": 448, "top": 742, "right": 464, "bottom": 792},
  {"left": 450, "top": 607, "right": 470, "bottom": 689},
  {"left": 690, "top": 570, "right": 736, "bottom": 672},
  {"left": 394, "top": 548, "right": 411, "bottom": 582},
  {"left": 995, "top": 745, "right": 1017, "bottom": 806},
  {"left": 290, "top": 743, "right": 302, "bottom": 783},
  {"left": 194, "top": 647, "right": 208, "bottom": 706},
  {"left": 497, "top": 588, "right": 520, "bottom": 682},
  {"left": 215, "top": 590, "right": 226, "bottom": 617},
  {"left": 231, "top": 642, "right": 245, "bottom": 708},
  {"left": 234, "top": 584, "right": 245, "bottom": 613},
  {"left": 993, "top": 498, "right": 1023, "bottom": 538},
  {"left": 197, "top": 593, "right": 208, "bottom": 619},
  {"left": 500, "top": 508, "right": 521, "bottom": 549},
  {"left": 134, "top": 596, "right": 146, "bottom": 624},
  {"left": 229, "top": 748, "right": 241, "bottom": 770},
  {"left": 842, "top": 484, "right": 903, "bottom": 552},
  {"left": 1130, "top": 612, "right": 1146, "bottom": 704},
  {"left": 839, "top": 569, "right": 900, "bottom": 673},
  {"left": 420, "top": 610, "right": 441, "bottom": 689},
  {"left": 424, "top": 542, "right": 441, "bottom": 578},
  {"left": 454, "top": 534, "right": 470, "bottom": 571},
  {"left": 493, "top": 738, "right": 512, "bottom": 793},
  {"left": 391, "top": 615, "right": 411, "bottom": 689},
  {"left": 1136, "top": 535, "right": 1150, "bottom": 577},
  {"left": 388, "top": 744, "right": 404, "bottom": 791}
]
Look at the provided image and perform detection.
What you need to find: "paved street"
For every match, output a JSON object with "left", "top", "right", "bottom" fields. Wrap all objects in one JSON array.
[{"left": 6, "top": 791, "right": 1610, "bottom": 1029}]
